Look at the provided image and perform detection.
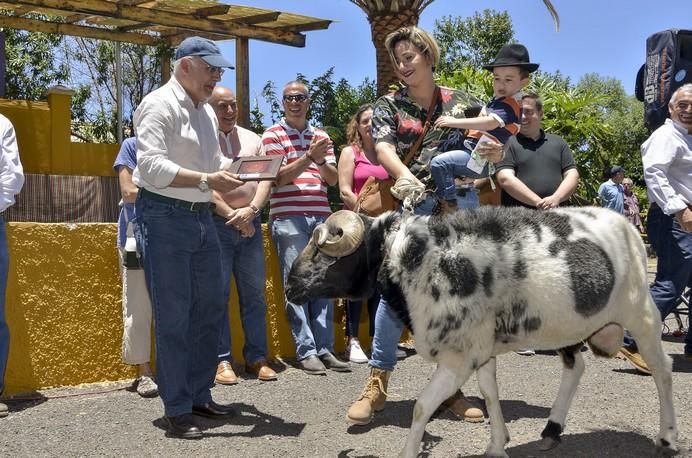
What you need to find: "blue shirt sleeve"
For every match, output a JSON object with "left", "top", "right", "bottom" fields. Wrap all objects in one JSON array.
[{"left": 113, "top": 137, "right": 138, "bottom": 173}]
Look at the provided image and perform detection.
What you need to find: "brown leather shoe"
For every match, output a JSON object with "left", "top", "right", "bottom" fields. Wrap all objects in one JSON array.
[
  {"left": 245, "top": 360, "right": 277, "bottom": 381},
  {"left": 442, "top": 390, "right": 484, "bottom": 423},
  {"left": 215, "top": 360, "right": 239, "bottom": 385}
]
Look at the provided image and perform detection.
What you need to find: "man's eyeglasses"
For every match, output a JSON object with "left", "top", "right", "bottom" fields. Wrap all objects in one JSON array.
[
  {"left": 195, "top": 57, "right": 224, "bottom": 77},
  {"left": 283, "top": 94, "right": 308, "bottom": 103},
  {"left": 673, "top": 101, "right": 692, "bottom": 111}
]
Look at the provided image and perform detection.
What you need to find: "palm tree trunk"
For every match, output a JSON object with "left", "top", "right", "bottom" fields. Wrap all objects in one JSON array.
[{"left": 367, "top": 11, "right": 421, "bottom": 95}]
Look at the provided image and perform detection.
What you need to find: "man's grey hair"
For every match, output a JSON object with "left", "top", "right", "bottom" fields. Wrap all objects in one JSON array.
[
  {"left": 670, "top": 83, "right": 692, "bottom": 105},
  {"left": 172, "top": 58, "right": 186, "bottom": 75}
]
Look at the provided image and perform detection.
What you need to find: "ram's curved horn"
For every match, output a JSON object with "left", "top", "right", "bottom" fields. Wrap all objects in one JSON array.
[{"left": 312, "top": 210, "right": 365, "bottom": 257}]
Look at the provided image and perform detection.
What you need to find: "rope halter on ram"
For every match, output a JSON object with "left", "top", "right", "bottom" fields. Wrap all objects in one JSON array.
[
  {"left": 390, "top": 176, "right": 426, "bottom": 215},
  {"left": 312, "top": 210, "right": 365, "bottom": 258}
]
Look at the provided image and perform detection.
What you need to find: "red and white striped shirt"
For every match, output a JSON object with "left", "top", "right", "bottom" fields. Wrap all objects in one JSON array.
[{"left": 263, "top": 120, "right": 336, "bottom": 218}]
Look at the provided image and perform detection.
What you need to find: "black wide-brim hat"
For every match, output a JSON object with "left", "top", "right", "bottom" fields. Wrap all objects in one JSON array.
[{"left": 483, "top": 43, "right": 539, "bottom": 73}]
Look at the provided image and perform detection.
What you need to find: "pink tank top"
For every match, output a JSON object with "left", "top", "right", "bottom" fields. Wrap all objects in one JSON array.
[{"left": 352, "top": 144, "right": 389, "bottom": 196}]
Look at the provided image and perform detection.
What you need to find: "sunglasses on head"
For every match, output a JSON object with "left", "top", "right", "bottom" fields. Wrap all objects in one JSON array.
[{"left": 283, "top": 94, "right": 308, "bottom": 103}]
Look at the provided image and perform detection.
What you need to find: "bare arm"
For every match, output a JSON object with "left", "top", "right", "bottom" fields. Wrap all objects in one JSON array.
[
  {"left": 434, "top": 115, "right": 501, "bottom": 132},
  {"left": 554, "top": 168, "right": 579, "bottom": 202},
  {"left": 376, "top": 142, "right": 417, "bottom": 182},
  {"left": 496, "top": 168, "right": 541, "bottom": 207},
  {"left": 536, "top": 168, "right": 579, "bottom": 210},
  {"left": 227, "top": 180, "right": 273, "bottom": 226},
  {"left": 338, "top": 146, "right": 358, "bottom": 209},
  {"left": 117, "top": 166, "right": 138, "bottom": 203}
]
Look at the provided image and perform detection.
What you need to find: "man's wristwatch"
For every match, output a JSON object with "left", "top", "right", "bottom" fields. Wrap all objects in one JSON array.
[
  {"left": 198, "top": 173, "right": 209, "bottom": 192},
  {"left": 249, "top": 203, "right": 262, "bottom": 218}
]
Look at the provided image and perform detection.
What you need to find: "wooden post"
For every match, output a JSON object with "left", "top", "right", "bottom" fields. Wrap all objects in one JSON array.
[
  {"left": 235, "top": 37, "right": 250, "bottom": 129},
  {"left": 161, "top": 55, "right": 170, "bottom": 87}
]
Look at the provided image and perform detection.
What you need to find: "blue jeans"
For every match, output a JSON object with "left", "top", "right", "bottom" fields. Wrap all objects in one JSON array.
[
  {"left": 134, "top": 196, "right": 225, "bottom": 417},
  {"left": 430, "top": 149, "right": 487, "bottom": 202},
  {"left": 213, "top": 216, "right": 268, "bottom": 364},
  {"left": 370, "top": 193, "right": 479, "bottom": 371},
  {"left": 270, "top": 214, "right": 333, "bottom": 360},
  {"left": 0, "top": 218, "right": 9, "bottom": 394},
  {"left": 647, "top": 205, "right": 692, "bottom": 353}
]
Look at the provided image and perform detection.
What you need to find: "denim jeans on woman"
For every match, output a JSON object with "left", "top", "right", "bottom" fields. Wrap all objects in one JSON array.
[
  {"left": 370, "top": 192, "right": 479, "bottom": 371},
  {"left": 270, "top": 214, "right": 334, "bottom": 360},
  {"left": 134, "top": 197, "right": 225, "bottom": 417},
  {"left": 213, "top": 216, "right": 269, "bottom": 365}
]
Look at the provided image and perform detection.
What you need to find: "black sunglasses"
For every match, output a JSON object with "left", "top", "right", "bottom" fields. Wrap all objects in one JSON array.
[{"left": 283, "top": 94, "right": 308, "bottom": 103}]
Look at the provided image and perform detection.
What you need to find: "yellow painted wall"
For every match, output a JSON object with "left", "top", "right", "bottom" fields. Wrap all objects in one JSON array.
[
  {"left": 0, "top": 91, "right": 118, "bottom": 177},
  {"left": 4, "top": 223, "right": 368, "bottom": 395}
]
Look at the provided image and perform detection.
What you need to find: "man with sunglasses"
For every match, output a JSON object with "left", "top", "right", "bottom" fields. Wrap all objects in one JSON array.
[
  {"left": 132, "top": 36, "right": 242, "bottom": 439},
  {"left": 621, "top": 83, "right": 692, "bottom": 372},
  {"left": 263, "top": 81, "right": 350, "bottom": 375}
]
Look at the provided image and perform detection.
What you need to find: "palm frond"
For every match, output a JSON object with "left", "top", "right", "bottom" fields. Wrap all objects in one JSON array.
[{"left": 542, "top": 0, "right": 560, "bottom": 32}]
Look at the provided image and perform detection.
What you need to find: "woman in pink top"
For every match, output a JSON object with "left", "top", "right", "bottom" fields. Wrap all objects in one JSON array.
[{"left": 338, "top": 104, "right": 390, "bottom": 364}]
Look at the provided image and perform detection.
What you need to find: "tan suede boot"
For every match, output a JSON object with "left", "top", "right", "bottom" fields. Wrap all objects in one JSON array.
[{"left": 346, "top": 367, "right": 390, "bottom": 425}]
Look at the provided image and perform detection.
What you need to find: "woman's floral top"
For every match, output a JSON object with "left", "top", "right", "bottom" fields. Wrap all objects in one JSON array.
[{"left": 371, "top": 85, "right": 481, "bottom": 184}]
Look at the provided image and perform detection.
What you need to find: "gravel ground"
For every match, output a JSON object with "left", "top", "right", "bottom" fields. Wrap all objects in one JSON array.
[{"left": 0, "top": 331, "right": 690, "bottom": 458}]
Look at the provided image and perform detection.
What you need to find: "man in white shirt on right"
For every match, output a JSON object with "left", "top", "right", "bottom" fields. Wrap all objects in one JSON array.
[{"left": 621, "top": 83, "right": 692, "bottom": 372}]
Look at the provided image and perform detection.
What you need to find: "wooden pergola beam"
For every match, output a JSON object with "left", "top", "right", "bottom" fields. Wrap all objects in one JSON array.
[
  {"left": 191, "top": 4, "right": 230, "bottom": 18},
  {"left": 118, "top": 0, "right": 151, "bottom": 6},
  {"left": 12, "top": 0, "right": 307, "bottom": 47},
  {"left": 231, "top": 11, "right": 280, "bottom": 25},
  {"left": 117, "top": 22, "right": 151, "bottom": 32},
  {"left": 276, "top": 20, "right": 333, "bottom": 33},
  {"left": 10, "top": 5, "right": 33, "bottom": 16},
  {"left": 63, "top": 13, "right": 91, "bottom": 24},
  {"left": 0, "top": 15, "right": 159, "bottom": 46}
]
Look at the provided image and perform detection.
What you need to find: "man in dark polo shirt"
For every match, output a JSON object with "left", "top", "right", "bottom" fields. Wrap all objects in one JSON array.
[{"left": 496, "top": 93, "right": 579, "bottom": 210}]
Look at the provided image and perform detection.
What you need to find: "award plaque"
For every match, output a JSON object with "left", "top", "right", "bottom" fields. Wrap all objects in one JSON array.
[{"left": 228, "top": 156, "right": 283, "bottom": 181}]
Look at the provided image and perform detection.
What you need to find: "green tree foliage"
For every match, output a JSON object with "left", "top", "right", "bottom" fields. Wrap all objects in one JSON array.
[
  {"left": 434, "top": 10, "right": 515, "bottom": 74},
  {"left": 65, "top": 38, "right": 166, "bottom": 143},
  {"left": 433, "top": 13, "right": 649, "bottom": 207},
  {"left": 2, "top": 23, "right": 69, "bottom": 100}
]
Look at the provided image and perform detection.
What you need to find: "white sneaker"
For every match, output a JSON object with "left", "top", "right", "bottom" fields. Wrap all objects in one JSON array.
[
  {"left": 346, "top": 340, "right": 369, "bottom": 363},
  {"left": 515, "top": 349, "right": 536, "bottom": 356},
  {"left": 396, "top": 348, "right": 407, "bottom": 359},
  {"left": 136, "top": 375, "right": 159, "bottom": 398}
]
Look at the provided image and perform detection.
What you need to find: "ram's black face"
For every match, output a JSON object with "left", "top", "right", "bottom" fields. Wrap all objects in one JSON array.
[{"left": 285, "top": 213, "right": 394, "bottom": 304}]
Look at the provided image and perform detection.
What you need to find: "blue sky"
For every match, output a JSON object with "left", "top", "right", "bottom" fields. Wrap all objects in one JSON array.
[{"left": 215, "top": 0, "right": 690, "bottom": 112}]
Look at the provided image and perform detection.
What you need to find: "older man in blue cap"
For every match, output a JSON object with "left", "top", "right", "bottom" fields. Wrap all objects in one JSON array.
[{"left": 132, "top": 36, "right": 243, "bottom": 439}]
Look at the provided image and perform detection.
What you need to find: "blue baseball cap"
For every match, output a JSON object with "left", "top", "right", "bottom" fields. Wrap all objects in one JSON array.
[{"left": 175, "top": 36, "right": 234, "bottom": 69}]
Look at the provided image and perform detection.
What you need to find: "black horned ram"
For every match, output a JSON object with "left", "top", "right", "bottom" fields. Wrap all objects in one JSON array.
[{"left": 284, "top": 206, "right": 677, "bottom": 458}]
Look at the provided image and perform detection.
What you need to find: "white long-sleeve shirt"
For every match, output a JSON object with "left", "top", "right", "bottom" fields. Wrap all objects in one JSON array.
[
  {"left": 132, "top": 76, "right": 229, "bottom": 202},
  {"left": 641, "top": 118, "right": 692, "bottom": 216},
  {"left": 0, "top": 114, "right": 24, "bottom": 212}
]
